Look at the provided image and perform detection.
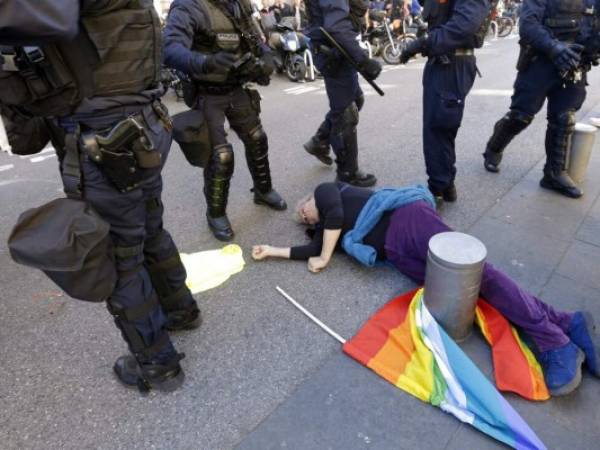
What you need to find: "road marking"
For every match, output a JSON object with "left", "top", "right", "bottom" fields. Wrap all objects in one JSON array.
[
  {"left": 471, "top": 89, "right": 513, "bottom": 97},
  {"left": 288, "top": 86, "right": 320, "bottom": 95},
  {"left": 30, "top": 153, "right": 57, "bottom": 163},
  {"left": 0, "top": 163, "right": 14, "bottom": 172}
]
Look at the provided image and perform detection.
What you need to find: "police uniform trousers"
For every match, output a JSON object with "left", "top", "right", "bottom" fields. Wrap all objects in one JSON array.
[
  {"left": 201, "top": 86, "right": 263, "bottom": 148},
  {"left": 507, "top": 57, "right": 587, "bottom": 133},
  {"left": 384, "top": 201, "right": 574, "bottom": 353},
  {"left": 422, "top": 55, "right": 477, "bottom": 192},
  {"left": 199, "top": 85, "right": 276, "bottom": 220},
  {"left": 59, "top": 104, "right": 196, "bottom": 364},
  {"left": 314, "top": 54, "right": 363, "bottom": 172}
]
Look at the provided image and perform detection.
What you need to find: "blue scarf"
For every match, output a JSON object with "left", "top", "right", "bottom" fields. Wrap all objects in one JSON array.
[{"left": 342, "top": 184, "right": 435, "bottom": 267}]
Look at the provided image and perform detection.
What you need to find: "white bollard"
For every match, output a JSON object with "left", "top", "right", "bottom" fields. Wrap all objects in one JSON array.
[
  {"left": 0, "top": 115, "right": 11, "bottom": 153},
  {"left": 568, "top": 123, "right": 596, "bottom": 185},
  {"left": 423, "top": 232, "right": 487, "bottom": 342}
]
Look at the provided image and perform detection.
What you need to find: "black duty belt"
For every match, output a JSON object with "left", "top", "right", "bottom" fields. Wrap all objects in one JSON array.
[{"left": 196, "top": 84, "right": 239, "bottom": 95}]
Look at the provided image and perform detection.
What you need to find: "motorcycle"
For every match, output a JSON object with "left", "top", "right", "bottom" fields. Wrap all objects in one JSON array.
[
  {"left": 269, "top": 17, "right": 312, "bottom": 82},
  {"left": 160, "top": 66, "right": 185, "bottom": 101},
  {"left": 366, "top": 10, "right": 416, "bottom": 64}
]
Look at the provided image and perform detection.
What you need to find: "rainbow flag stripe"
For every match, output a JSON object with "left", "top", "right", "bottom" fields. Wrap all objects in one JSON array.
[
  {"left": 475, "top": 300, "right": 549, "bottom": 401},
  {"left": 343, "top": 288, "right": 547, "bottom": 450}
]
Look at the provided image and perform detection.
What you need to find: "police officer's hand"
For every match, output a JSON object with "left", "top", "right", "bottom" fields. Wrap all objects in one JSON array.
[
  {"left": 359, "top": 58, "right": 382, "bottom": 81},
  {"left": 260, "top": 52, "right": 275, "bottom": 77},
  {"left": 400, "top": 37, "right": 426, "bottom": 64},
  {"left": 202, "top": 52, "right": 238, "bottom": 75},
  {"left": 550, "top": 42, "right": 584, "bottom": 74}
]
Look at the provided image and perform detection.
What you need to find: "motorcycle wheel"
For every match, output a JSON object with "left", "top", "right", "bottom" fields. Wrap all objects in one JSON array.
[
  {"left": 497, "top": 18, "right": 514, "bottom": 38},
  {"left": 286, "top": 55, "right": 307, "bottom": 82},
  {"left": 382, "top": 41, "right": 401, "bottom": 65}
]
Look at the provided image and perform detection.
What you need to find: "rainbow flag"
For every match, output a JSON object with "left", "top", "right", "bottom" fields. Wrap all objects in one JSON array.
[{"left": 343, "top": 288, "right": 547, "bottom": 450}]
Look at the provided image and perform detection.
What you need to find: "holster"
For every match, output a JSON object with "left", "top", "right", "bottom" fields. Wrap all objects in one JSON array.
[
  {"left": 81, "top": 116, "right": 161, "bottom": 192},
  {"left": 516, "top": 44, "right": 536, "bottom": 72},
  {"left": 180, "top": 73, "right": 199, "bottom": 108},
  {"left": 316, "top": 45, "right": 341, "bottom": 76}
]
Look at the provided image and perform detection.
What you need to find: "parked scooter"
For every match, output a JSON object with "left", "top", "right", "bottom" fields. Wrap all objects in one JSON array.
[{"left": 269, "top": 17, "right": 312, "bottom": 82}]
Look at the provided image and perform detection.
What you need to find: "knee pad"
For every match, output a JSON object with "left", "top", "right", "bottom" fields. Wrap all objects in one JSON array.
[
  {"left": 549, "top": 110, "right": 576, "bottom": 129},
  {"left": 247, "top": 124, "right": 267, "bottom": 145},
  {"left": 210, "top": 144, "right": 234, "bottom": 176},
  {"left": 505, "top": 110, "right": 533, "bottom": 133},
  {"left": 342, "top": 102, "right": 360, "bottom": 128}
]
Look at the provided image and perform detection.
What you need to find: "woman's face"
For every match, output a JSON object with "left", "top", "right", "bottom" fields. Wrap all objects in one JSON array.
[{"left": 299, "top": 197, "right": 319, "bottom": 225}]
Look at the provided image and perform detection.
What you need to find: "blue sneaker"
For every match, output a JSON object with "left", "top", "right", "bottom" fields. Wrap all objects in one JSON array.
[
  {"left": 568, "top": 311, "right": 600, "bottom": 377},
  {"left": 538, "top": 342, "right": 585, "bottom": 396}
]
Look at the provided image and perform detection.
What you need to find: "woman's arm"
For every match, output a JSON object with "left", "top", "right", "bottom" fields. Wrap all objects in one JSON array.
[
  {"left": 308, "top": 228, "right": 342, "bottom": 273},
  {"left": 252, "top": 245, "right": 291, "bottom": 260}
]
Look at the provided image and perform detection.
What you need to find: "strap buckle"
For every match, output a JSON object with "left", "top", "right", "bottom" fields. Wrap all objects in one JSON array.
[
  {"left": 0, "top": 52, "right": 19, "bottom": 72},
  {"left": 22, "top": 46, "right": 45, "bottom": 64}
]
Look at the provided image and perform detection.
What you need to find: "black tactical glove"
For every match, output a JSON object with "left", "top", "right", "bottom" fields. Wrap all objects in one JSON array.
[
  {"left": 400, "top": 37, "right": 427, "bottom": 64},
  {"left": 260, "top": 51, "right": 275, "bottom": 78},
  {"left": 549, "top": 42, "right": 584, "bottom": 75},
  {"left": 358, "top": 57, "right": 382, "bottom": 81},
  {"left": 202, "top": 52, "right": 238, "bottom": 75}
]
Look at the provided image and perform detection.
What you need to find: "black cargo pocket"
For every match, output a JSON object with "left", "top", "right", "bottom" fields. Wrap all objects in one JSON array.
[
  {"left": 0, "top": 71, "right": 32, "bottom": 106},
  {"left": 432, "top": 92, "right": 465, "bottom": 131}
]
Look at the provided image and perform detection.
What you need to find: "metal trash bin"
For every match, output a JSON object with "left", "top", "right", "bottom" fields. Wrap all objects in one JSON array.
[
  {"left": 423, "top": 232, "right": 487, "bottom": 342},
  {"left": 568, "top": 123, "right": 596, "bottom": 185}
]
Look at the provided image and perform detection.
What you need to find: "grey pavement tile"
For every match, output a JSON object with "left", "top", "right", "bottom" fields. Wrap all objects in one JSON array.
[
  {"left": 575, "top": 195, "right": 600, "bottom": 248},
  {"left": 486, "top": 176, "right": 592, "bottom": 241},
  {"left": 556, "top": 240, "right": 600, "bottom": 292},
  {"left": 539, "top": 273, "right": 600, "bottom": 317},
  {"left": 467, "top": 216, "right": 571, "bottom": 294},
  {"left": 236, "top": 354, "right": 461, "bottom": 450}
]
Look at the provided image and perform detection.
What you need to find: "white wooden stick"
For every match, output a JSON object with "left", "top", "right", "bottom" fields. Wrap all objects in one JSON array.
[{"left": 276, "top": 286, "right": 346, "bottom": 344}]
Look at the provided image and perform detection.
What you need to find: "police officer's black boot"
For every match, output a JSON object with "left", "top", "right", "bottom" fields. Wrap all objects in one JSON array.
[
  {"left": 114, "top": 353, "right": 185, "bottom": 393},
  {"left": 483, "top": 111, "right": 532, "bottom": 173},
  {"left": 303, "top": 121, "right": 333, "bottom": 165},
  {"left": 204, "top": 144, "right": 235, "bottom": 241},
  {"left": 245, "top": 125, "right": 287, "bottom": 210},
  {"left": 335, "top": 127, "right": 376, "bottom": 187},
  {"left": 108, "top": 299, "right": 186, "bottom": 392},
  {"left": 540, "top": 111, "right": 583, "bottom": 199},
  {"left": 334, "top": 103, "right": 376, "bottom": 187}
]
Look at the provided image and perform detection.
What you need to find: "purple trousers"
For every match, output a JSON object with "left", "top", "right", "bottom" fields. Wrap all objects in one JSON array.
[{"left": 384, "top": 201, "right": 573, "bottom": 352}]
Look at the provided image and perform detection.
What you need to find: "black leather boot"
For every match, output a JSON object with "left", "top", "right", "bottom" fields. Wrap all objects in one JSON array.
[
  {"left": 107, "top": 299, "right": 186, "bottom": 393},
  {"left": 428, "top": 182, "right": 457, "bottom": 204},
  {"left": 540, "top": 111, "right": 583, "bottom": 199},
  {"left": 204, "top": 144, "right": 235, "bottom": 241},
  {"left": 335, "top": 125, "right": 376, "bottom": 187},
  {"left": 333, "top": 103, "right": 376, "bottom": 187},
  {"left": 303, "top": 136, "right": 333, "bottom": 165},
  {"left": 245, "top": 125, "right": 287, "bottom": 210},
  {"left": 165, "top": 303, "right": 202, "bottom": 331},
  {"left": 114, "top": 353, "right": 185, "bottom": 393},
  {"left": 483, "top": 111, "right": 532, "bottom": 173}
]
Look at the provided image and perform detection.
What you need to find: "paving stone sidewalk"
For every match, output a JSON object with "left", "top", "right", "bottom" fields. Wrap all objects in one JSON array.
[{"left": 237, "top": 112, "right": 600, "bottom": 450}]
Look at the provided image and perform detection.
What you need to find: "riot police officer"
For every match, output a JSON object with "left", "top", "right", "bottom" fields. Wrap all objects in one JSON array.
[
  {"left": 482, "top": 0, "right": 599, "bottom": 199},
  {"left": 0, "top": 0, "right": 200, "bottom": 391},
  {"left": 163, "top": 0, "right": 287, "bottom": 242},
  {"left": 302, "top": 0, "right": 382, "bottom": 187},
  {"left": 400, "top": 0, "right": 490, "bottom": 202}
]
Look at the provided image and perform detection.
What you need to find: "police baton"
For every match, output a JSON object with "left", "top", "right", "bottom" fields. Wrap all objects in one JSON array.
[{"left": 319, "top": 27, "right": 385, "bottom": 97}]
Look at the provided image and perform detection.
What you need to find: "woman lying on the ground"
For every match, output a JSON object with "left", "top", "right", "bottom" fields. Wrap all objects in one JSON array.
[{"left": 252, "top": 181, "right": 600, "bottom": 396}]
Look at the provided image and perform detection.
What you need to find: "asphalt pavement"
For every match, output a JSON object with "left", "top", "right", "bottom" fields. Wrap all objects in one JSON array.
[{"left": 1, "top": 35, "right": 600, "bottom": 450}]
